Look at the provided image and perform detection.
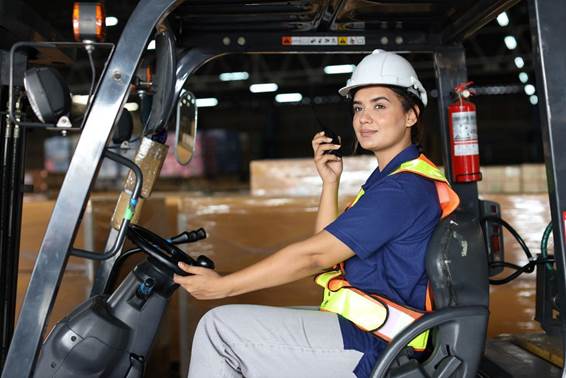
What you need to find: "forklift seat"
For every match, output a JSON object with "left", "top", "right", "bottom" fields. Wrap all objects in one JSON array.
[{"left": 371, "top": 208, "right": 490, "bottom": 378}]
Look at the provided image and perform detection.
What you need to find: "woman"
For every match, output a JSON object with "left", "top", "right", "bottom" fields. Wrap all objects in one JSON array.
[{"left": 174, "top": 49, "right": 457, "bottom": 378}]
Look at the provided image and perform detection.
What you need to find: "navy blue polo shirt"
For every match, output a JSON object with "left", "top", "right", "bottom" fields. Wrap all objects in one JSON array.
[{"left": 325, "top": 145, "right": 441, "bottom": 378}]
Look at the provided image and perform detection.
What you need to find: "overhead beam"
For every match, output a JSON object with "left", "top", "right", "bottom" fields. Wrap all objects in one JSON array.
[
  {"left": 442, "top": 0, "right": 521, "bottom": 43},
  {"left": 180, "top": 31, "right": 443, "bottom": 54}
]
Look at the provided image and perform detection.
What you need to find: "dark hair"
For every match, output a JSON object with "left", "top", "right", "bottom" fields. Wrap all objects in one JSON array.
[{"left": 350, "top": 85, "right": 425, "bottom": 153}]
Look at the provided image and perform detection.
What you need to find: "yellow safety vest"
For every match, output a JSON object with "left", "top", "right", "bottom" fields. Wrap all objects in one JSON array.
[{"left": 316, "top": 155, "right": 460, "bottom": 351}]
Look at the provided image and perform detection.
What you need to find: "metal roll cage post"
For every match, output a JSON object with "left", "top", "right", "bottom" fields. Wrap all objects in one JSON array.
[
  {"left": 528, "top": 0, "right": 566, "bottom": 369},
  {"left": 88, "top": 45, "right": 219, "bottom": 297},
  {"left": 88, "top": 21, "right": 178, "bottom": 296},
  {"left": 2, "top": 0, "right": 185, "bottom": 375},
  {"left": 69, "top": 150, "right": 143, "bottom": 261}
]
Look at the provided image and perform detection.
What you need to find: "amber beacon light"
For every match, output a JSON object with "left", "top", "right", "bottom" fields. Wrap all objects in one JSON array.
[{"left": 73, "top": 2, "right": 106, "bottom": 42}]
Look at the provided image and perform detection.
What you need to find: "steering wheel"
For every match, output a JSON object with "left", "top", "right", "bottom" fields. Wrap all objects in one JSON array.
[{"left": 127, "top": 224, "right": 214, "bottom": 276}]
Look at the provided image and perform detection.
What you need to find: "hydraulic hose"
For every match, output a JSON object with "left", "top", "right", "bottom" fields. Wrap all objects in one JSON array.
[
  {"left": 485, "top": 216, "right": 555, "bottom": 285},
  {"left": 541, "top": 221, "right": 553, "bottom": 271},
  {"left": 483, "top": 215, "right": 534, "bottom": 263}
]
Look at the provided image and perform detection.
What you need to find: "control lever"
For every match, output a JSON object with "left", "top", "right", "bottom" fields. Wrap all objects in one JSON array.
[{"left": 169, "top": 228, "right": 207, "bottom": 244}]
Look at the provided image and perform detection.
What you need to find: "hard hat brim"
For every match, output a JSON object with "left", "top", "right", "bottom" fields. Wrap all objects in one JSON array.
[
  {"left": 338, "top": 83, "right": 365, "bottom": 98},
  {"left": 338, "top": 83, "right": 428, "bottom": 107}
]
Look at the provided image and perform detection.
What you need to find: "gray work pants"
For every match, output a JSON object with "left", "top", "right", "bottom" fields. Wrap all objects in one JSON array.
[{"left": 187, "top": 304, "right": 363, "bottom": 378}]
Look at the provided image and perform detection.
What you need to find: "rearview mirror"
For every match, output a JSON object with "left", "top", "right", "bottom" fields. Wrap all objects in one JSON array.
[{"left": 174, "top": 90, "right": 198, "bottom": 165}]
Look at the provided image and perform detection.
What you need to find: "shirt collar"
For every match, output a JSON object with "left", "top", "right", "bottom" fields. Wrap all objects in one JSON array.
[
  {"left": 363, "top": 144, "right": 420, "bottom": 189},
  {"left": 379, "top": 144, "right": 420, "bottom": 176}
]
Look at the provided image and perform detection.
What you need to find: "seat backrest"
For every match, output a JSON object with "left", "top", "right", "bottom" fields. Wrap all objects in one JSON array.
[
  {"left": 423, "top": 208, "right": 490, "bottom": 377},
  {"left": 426, "top": 209, "right": 489, "bottom": 308}
]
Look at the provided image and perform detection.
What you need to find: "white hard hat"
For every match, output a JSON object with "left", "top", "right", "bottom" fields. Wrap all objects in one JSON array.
[{"left": 339, "top": 49, "right": 428, "bottom": 107}]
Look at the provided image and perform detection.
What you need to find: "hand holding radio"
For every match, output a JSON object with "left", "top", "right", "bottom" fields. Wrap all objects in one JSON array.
[
  {"left": 321, "top": 127, "right": 343, "bottom": 157},
  {"left": 312, "top": 128, "right": 343, "bottom": 184}
]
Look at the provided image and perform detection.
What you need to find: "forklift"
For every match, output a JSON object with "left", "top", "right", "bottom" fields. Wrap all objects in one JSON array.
[{"left": 0, "top": 0, "right": 565, "bottom": 377}]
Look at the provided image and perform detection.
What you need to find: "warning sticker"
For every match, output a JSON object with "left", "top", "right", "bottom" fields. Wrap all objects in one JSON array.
[
  {"left": 281, "top": 36, "right": 365, "bottom": 46},
  {"left": 452, "top": 111, "right": 478, "bottom": 156},
  {"left": 454, "top": 143, "right": 479, "bottom": 156},
  {"left": 452, "top": 111, "right": 477, "bottom": 140}
]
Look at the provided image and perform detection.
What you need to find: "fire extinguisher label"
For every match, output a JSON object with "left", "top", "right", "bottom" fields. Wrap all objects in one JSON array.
[{"left": 452, "top": 111, "right": 479, "bottom": 156}]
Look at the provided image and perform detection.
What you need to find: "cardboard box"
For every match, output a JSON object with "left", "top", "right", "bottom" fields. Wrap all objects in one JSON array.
[
  {"left": 250, "top": 155, "right": 376, "bottom": 197},
  {"left": 502, "top": 166, "right": 521, "bottom": 193},
  {"left": 521, "top": 164, "right": 548, "bottom": 193},
  {"left": 18, "top": 195, "right": 178, "bottom": 375},
  {"left": 16, "top": 273, "right": 91, "bottom": 333},
  {"left": 20, "top": 199, "right": 87, "bottom": 273},
  {"left": 177, "top": 195, "right": 352, "bottom": 272},
  {"left": 175, "top": 194, "right": 348, "bottom": 373}
]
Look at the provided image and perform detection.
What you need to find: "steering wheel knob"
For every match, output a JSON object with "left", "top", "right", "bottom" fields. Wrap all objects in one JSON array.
[{"left": 196, "top": 255, "right": 215, "bottom": 269}]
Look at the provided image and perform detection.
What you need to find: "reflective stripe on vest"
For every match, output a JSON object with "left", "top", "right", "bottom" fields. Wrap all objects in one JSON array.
[
  {"left": 316, "top": 270, "right": 430, "bottom": 351},
  {"left": 316, "top": 154, "right": 459, "bottom": 351}
]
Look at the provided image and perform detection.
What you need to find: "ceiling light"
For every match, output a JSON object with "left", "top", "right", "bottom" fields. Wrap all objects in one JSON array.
[
  {"left": 524, "top": 84, "right": 536, "bottom": 96},
  {"left": 124, "top": 102, "right": 139, "bottom": 112},
  {"left": 249, "top": 83, "right": 278, "bottom": 93},
  {"left": 323, "top": 64, "right": 356, "bottom": 75},
  {"left": 147, "top": 40, "right": 156, "bottom": 50},
  {"left": 196, "top": 98, "right": 218, "bottom": 107},
  {"left": 504, "top": 36, "right": 517, "bottom": 50},
  {"left": 529, "top": 95, "right": 538, "bottom": 105},
  {"left": 471, "top": 85, "right": 523, "bottom": 96},
  {"left": 219, "top": 71, "right": 249, "bottom": 81},
  {"left": 71, "top": 94, "right": 89, "bottom": 105},
  {"left": 275, "top": 93, "right": 303, "bottom": 103},
  {"left": 518, "top": 72, "right": 529, "bottom": 83},
  {"left": 514, "top": 57, "right": 524, "bottom": 69},
  {"left": 496, "top": 12, "right": 509, "bottom": 27},
  {"left": 105, "top": 17, "right": 118, "bottom": 27}
]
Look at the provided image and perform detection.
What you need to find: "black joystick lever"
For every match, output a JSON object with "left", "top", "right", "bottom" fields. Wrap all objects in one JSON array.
[{"left": 169, "top": 228, "right": 207, "bottom": 244}]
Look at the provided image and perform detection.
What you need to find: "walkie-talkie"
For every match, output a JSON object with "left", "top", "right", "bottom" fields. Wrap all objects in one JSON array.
[
  {"left": 322, "top": 126, "right": 343, "bottom": 158},
  {"left": 310, "top": 100, "right": 343, "bottom": 158}
]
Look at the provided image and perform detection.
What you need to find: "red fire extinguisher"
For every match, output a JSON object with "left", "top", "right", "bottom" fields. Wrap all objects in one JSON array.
[{"left": 448, "top": 81, "right": 482, "bottom": 183}]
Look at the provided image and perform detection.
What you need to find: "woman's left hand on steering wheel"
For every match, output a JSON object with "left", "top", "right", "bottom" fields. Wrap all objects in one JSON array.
[{"left": 173, "top": 262, "right": 228, "bottom": 300}]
